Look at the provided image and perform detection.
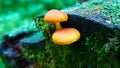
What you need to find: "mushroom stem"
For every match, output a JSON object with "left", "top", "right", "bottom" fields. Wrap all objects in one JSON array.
[{"left": 55, "top": 22, "right": 62, "bottom": 30}]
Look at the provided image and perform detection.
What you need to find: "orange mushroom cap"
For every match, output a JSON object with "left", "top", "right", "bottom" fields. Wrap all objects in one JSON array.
[
  {"left": 44, "top": 9, "right": 68, "bottom": 23},
  {"left": 52, "top": 28, "right": 80, "bottom": 45}
]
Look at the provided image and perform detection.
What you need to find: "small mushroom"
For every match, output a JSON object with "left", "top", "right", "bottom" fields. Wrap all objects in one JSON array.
[
  {"left": 44, "top": 9, "right": 68, "bottom": 30},
  {"left": 52, "top": 28, "right": 80, "bottom": 45}
]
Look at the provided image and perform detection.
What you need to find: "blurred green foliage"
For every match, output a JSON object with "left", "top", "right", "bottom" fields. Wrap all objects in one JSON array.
[
  {"left": 0, "top": 58, "right": 6, "bottom": 68},
  {"left": 0, "top": 0, "right": 78, "bottom": 37},
  {"left": 0, "top": 0, "right": 77, "bottom": 68}
]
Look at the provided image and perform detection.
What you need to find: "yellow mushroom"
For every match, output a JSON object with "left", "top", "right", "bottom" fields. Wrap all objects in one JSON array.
[
  {"left": 44, "top": 9, "right": 80, "bottom": 45},
  {"left": 52, "top": 28, "right": 80, "bottom": 45},
  {"left": 44, "top": 9, "right": 68, "bottom": 30}
]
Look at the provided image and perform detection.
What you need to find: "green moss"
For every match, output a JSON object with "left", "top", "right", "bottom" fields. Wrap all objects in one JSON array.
[
  {"left": 24, "top": 18, "right": 120, "bottom": 67},
  {"left": 24, "top": 27, "right": 120, "bottom": 68}
]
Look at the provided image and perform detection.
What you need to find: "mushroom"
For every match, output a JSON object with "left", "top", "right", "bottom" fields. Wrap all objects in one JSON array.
[
  {"left": 52, "top": 28, "right": 80, "bottom": 45},
  {"left": 44, "top": 9, "right": 80, "bottom": 45},
  {"left": 44, "top": 9, "right": 68, "bottom": 30}
]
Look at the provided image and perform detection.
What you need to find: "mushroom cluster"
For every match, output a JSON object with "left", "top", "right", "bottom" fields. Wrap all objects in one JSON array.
[{"left": 44, "top": 9, "right": 80, "bottom": 45}]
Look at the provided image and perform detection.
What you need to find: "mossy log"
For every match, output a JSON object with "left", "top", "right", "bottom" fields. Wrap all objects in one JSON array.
[{"left": 0, "top": 0, "right": 120, "bottom": 68}]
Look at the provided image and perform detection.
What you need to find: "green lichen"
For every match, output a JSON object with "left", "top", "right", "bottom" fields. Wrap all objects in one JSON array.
[
  {"left": 99, "top": 2, "right": 120, "bottom": 25},
  {"left": 65, "top": 0, "right": 120, "bottom": 26}
]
